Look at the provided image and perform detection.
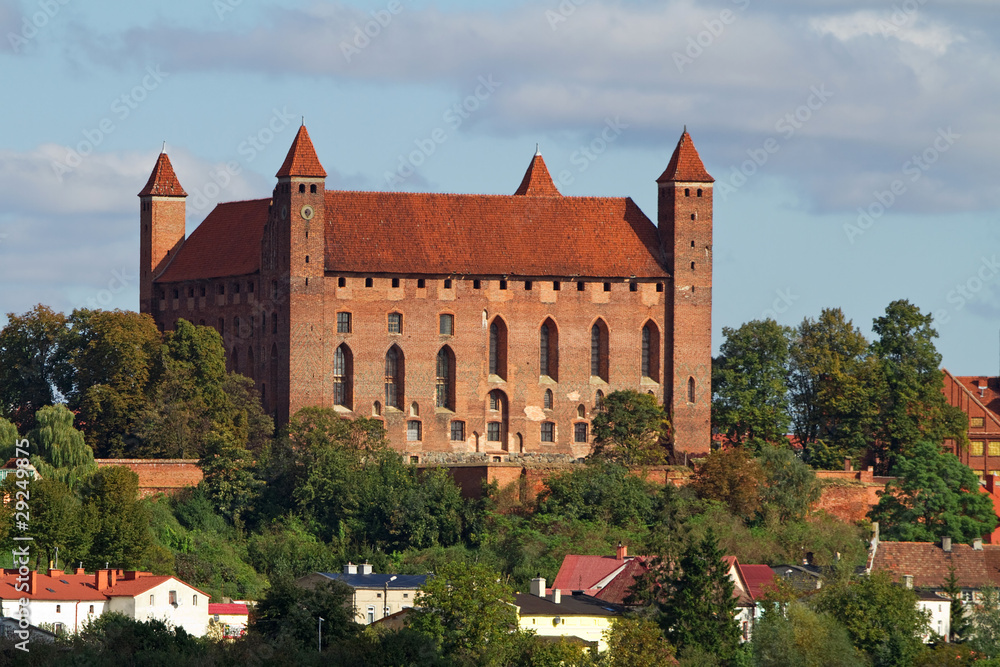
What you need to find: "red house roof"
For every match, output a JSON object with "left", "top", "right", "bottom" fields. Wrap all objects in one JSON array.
[
  {"left": 513, "top": 152, "right": 561, "bottom": 197},
  {"left": 209, "top": 602, "right": 249, "bottom": 616},
  {"left": 738, "top": 563, "right": 777, "bottom": 601},
  {"left": 552, "top": 554, "right": 632, "bottom": 594},
  {"left": 657, "top": 130, "right": 714, "bottom": 183},
  {"left": 871, "top": 541, "right": 1000, "bottom": 589},
  {"left": 276, "top": 125, "right": 326, "bottom": 178},
  {"left": 139, "top": 153, "right": 187, "bottom": 197},
  {"left": 593, "top": 557, "right": 649, "bottom": 604}
]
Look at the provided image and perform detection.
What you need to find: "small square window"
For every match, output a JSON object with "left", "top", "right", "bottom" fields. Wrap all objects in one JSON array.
[
  {"left": 575, "top": 423, "right": 589, "bottom": 443},
  {"left": 392, "top": 278, "right": 400, "bottom": 288},
  {"left": 972, "top": 441, "right": 984, "bottom": 456},
  {"left": 451, "top": 421, "right": 466, "bottom": 441},
  {"left": 577, "top": 281, "right": 585, "bottom": 291},
  {"left": 972, "top": 417, "right": 985, "bottom": 428},
  {"left": 338, "top": 277, "right": 346, "bottom": 287},
  {"left": 487, "top": 422, "right": 501, "bottom": 442},
  {"left": 444, "top": 279, "right": 453, "bottom": 289},
  {"left": 525, "top": 281, "right": 532, "bottom": 290},
  {"left": 990, "top": 441, "right": 1000, "bottom": 457},
  {"left": 410, "top": 455, "right": 419, "bottom": 464},
  {"left": 553, "top": 281, "right": 560, "bottom": 291},
  {"left": 499, "top": 280, "right": 507, "bottom": 290},
  {"left": 656, "top": 283, "right": 664, "bottom": 292},
  {"left": 218, "top": 284, "right": 225, "bottom": 295},
  {"left": 630, "top": 283, "right": 638, "bottom": 292},
  {"left": 603, "top": 282, "right": 611, "bottom": 292},
  {"left": 407, "top": 420, "right": 422, "bottom": 441},
  {"left": 474, "top": 279, "right": 482, "bottom": 289},
  {"left": 200, "top": 286, "right": 206, "bottom": 297},
  {"left": 172, "top": 289, "right": 179, "bottom": 299},
  {"left": 365, "top": 277, "right": 373, "bottom": 288},
  {"left": 234, "top": 283, "right": 241, "bottom": 294},
  {"left": 337, "top": 312, "right": 352, "bottom": 334},
  {"left": 418, "top": 279, "right": 426, "bottom": 288},
  {"left": 440, "top": 314, "right": 454, "bottom": 336},
  {"left": 388, "top": 313, "right": 402, "bottom": 334},
  {"left": 541, "top": 422, "right": 554, "bottom": 442}
]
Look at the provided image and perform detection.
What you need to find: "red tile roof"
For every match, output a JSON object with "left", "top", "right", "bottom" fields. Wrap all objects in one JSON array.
[
  {"left": 738, "top": 564, "right": 776, "bottom": 601},
  {"left": 657, "top": 130, "right": 714, "bottom": 183},
  {"left": 156, "top": 199, "right": 270, "bottom": 282},
  {"left": 593, "top": 557, "right": 649, "bottom": 604},
  {"left": 276, "top": 125, "right": 326, "bottom": 178},
  {"left": 0, "top": 572, "right": 106, "bottom": 601},
  {"left": 513, "top": 153, "right": 561, "bottom": 197},
  {"left": 139, "top": 153, "right": 187, "bottom": 197},
  {"left": 209, "top": 602, "right": 249, "bottom": 616},
  {"left": 552, "top": 554, "right": 630, "bottom": 593},
  {"left": 871, "top": 541, "right": 1000, "bottom": 589}
]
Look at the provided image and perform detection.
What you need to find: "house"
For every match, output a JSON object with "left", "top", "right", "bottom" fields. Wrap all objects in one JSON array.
[
  {"left": 915, "top": 590, "right": 952, "bottom": 642},
  {"left": 869, "top": 532, "right": 1000, "bottom": 599},
  {"left": 208, "top": 601, "right": 249, "bottom": 638},
  {"left": 138, "top": 127, "right": 715, "bottom": 458},
  {"left": 0, "top": 568, "right": 210, "bottom": 636},
  {"left": 297, "top": 563, "right": 427, "bottom": 624},
  {"left": 0, "top": 617, "right": 57, "bottom": 645},
  {"left": 517, "top": 581, "right": 620, "bottom": 652}
]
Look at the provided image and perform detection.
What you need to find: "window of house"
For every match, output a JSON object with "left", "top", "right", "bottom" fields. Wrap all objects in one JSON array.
[
  {"left": 630, "top": 283, "right": 638, "bottom": 292},
  {"left": 169, "top": 590, "right": 177, "bottom": 605},
  {"left": 591, "top": 321, "right": 608, "bottom": 380},
  {"left": 373, "top": 401, "right": 382, "bottom": 417},
  {"left": 365, "top": 277, "right": 373, "bottom": 287},
  {"left": 525, "top": 281, "right": 532, "bottom": 290},
  {"left": 575, "top": 422, "right": 589, "bottom": 443},
  {"left": 656, "top": 283, "right": 664, "bottom": 292},
  {"left": 392, "top": 278, "right": 400, "bottom": 288},
  {"left": 407, "top": 420, "right": 422, "bottom": 441},
  {"left": 440, "top": 314, "right": 454, "bottom": 336},
  {"left": 577, "top": 281, "right": 585, "bottom": 291},
  {"left": 388, "top": 312, "right": 402, "bottom": 334},
  {"left": 337, "top": 312, "right": 352, "bottom": 334},
  {"left": 150, "top": 595, "right": 155, "bottom": 605},
  {"left": 595, "top": 390, "right": 604, "bottom": 409},
  {"left": 642, "top": 322, "right": 660, "bottom": 382},
  {"left": 385, "top": 347, "right": 402, "bottom": 408},
  {"left": 990, "top": 442, "right": 1000, "bottom": 457},
  {"left": 972, "top": 417, "right": 985, "bottom": 427},
  {"left": 334, "top": 345, "right": 351, "bottom": 409},
  {"left": 541, "top": 422, "right": 554, "bottom": 442},
  {"left": 338, "top": 277, "right": 346, "bottom": 287},
  {"left": 367, "top": 607, "right": 376, "bottom": 624},
  {"left": 451, "top": 421, "right": 466, "bottom": 441},
  {"left": 54, "top": 623, "right": 63, "bottom": 635},
  {"left": 577, "top": 404, "right": 586, "bottom": 418},
  {"left": 234, "top": 283, "right": 241, "bottom": 294},
  {"left": 972, "top": 441, "right": 985, "bottom": 456},
  {"left": 89, "top": 605, "right": 94, "bottom": 614},
  {"left": 553, "top": 281, "right": 560, "bottom": 291},
  {"left": 218, "top": 284, "right": 225, "bottom": 295},
  {"left": 172, "top": 289, "right": 179, "bottom": 299},
  {"left": 603, "top": 282, "right": 611, "bottom": 292},
  {"left": 311, "top": 184, "right": 317, "bottom": 193},
  {"left": 489, "top": 319, "right": 507, "bottom": 379},
  {"left": 200, "top": 285, "right": 206, "bottom": 297},
  {"left": 544, "top": 389, "right": 553, "bottom": 410},
  {"left": 193, "top": 595, "right": 198, "bottom": 606},
  {"left": 489, "top": 390, "right": 502, "bottom": 411},
  {"left": 436, "top": 348, "right": 453, "bottom": 409},
  {"left": 688, "top": 377, "right": 696, "bottom": 403},
  {"left": 56, "top": 605, "right": 61, "bottom": 613},
  {"left": 487, "top": 422, "right": 501, "bottom": 442}
]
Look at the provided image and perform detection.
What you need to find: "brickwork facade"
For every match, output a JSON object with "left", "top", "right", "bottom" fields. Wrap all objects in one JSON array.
[{"left": 140, "top": 127, "right": 715, "bottom": 456}]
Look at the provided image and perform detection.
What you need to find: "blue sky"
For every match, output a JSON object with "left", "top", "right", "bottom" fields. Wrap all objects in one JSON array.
[{"left": 2, "top": 0, "right": 999, "bottom": 374}]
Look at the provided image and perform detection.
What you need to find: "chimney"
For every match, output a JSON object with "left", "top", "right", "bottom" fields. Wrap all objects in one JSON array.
[
  {"left": 903, "top": 574, "right": 914, "bottom": 589},
  {"left": 530, "top": 577, "right": 546, "bottom": 598},
  {"left": 553, "top": 589, "right": 561, "bottom": 604},
  {"left": 943, "top": 537, "right": 952, "bottom": 552},
  {"left": 844, "top": 457, "right": 853, "bottom": 472},
  {"left": 110, "top": 570, "right": 117, "bottom": 588},
  {"left": 344, "top": 562, "right": 357, "bottom": 575},
  {"left": 47, "top": 569, "right": 63, "bottom": 577},
  {"left": 616, "top": 542, "right": 627, "bottom": 560},
  {"left": 975, "top": 538, "right": 984, "bottom": 551},
  {"left": 96, "top": 570, "right": 109, "bottom": 591},
  {"left": 359, "top": 562, "right": 373, "bottom": 575},
  {"left": 28, "top": 571, "right": 37, "bottom": 595},
  {"left": 75, "top": 567, "right": 85, "bottom": 575}
]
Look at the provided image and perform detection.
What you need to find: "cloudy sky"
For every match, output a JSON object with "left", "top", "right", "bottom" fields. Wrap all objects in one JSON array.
[{"left": 2, "top": 0, "right": 999, "bottom": 374}]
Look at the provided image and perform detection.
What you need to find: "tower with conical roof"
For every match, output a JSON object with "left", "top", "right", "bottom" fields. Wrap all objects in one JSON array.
[
  {"left": 138, "top": 151, "right": 187, "bottom": 316},
  {"left": 657, "top": 129, "right": 713, "bottom": 454}
]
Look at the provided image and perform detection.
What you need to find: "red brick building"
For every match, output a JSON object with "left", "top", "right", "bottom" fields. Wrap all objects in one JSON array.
[
  {"left": 941, "top": 370, "right": 1000, "bottom": 479},
  {"left": 139, "top": 127, "right": 714, "bottom": 457}
]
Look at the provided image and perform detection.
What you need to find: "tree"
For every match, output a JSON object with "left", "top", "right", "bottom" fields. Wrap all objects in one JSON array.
[
  {"left": 813, "top": 571, "right": 928, "bottom": 667},
  {"left": 590, "top": 390, "right": 670, "bottom": 465},
  {"left": 602, "top": 617, "right": 676, "bottom": 666},
  {"left": 691, "top": 447, "right": 765, "bottom": 519},
  {"left": 870, "top": 300, "right": 967, "bottom": 473},
  {"left": 199, "top": 431, "right": 264, "bottom": 525},
  {"left": 81, "top": 466, "right": 153, "bottom": 569},
  {"left": 537, "top": 462, "right": 660, "bottom": 527},
  {"left": 942, "top": 565, "right": 971, "bottom": 642},
  {"left": 28, "top": 404, "right": 97, "bottom": 491},
  {"left": 0, "top": 305, "right": 67, "bottom": 431},
  {"left": 636, "top": 529, "right": 740, "bottom": 661},
  {"left": 712, "top": 319, "right": 793, "bottom": 450},
  {"left": 252, "top": 576, "right": 359, "bottom": 650},
  {"left": 756, "top": 445, "right": 820, "bottom": 523},
  {"left": 789, "top": 308, "right": 880, "bottom": 469},
  {"left": 28, "top": 478, "right": 92, "bottom": 571},
  {"left": 410, "top": 560, "right": 521, "bottom": 665},
  {"left": 968, "top": 584, "right": 1000, "bottom": 658},
  {"left": 751, "top": 600, "right": 862, "bottom": 667},
  {"left": 868, "top": 441, "right": 998, "bottom": 544}
]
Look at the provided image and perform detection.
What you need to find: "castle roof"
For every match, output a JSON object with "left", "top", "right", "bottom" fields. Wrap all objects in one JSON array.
[
  {"left": 276, "top": 125, "right": 327, "bottom": 178},
  {"left": 513, "top": 152, "right": 561, "bottom": 197},
  {"left": 139, "top": 153, "right": 187, "bottom": 197},
  {"left": 657, "top": 130, "right": 714, "bottom": 183}
]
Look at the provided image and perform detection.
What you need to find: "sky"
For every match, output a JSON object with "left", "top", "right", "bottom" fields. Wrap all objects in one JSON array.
[{"left": 1, "top": 0, "right": 999, "bottom": 375}]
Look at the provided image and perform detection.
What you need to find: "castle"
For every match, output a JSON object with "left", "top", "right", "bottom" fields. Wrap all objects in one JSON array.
[{"left": 138, "top": 126, "right": 713, "bottom": 458}]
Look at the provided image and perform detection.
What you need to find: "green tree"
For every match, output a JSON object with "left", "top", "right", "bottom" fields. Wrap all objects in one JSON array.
[
  {"left": 29, "top": 478, "right": 92, "bottom": 570},
  {"left": 602, "top": 617, "right": 676, "bottom": 666},
  {"left": 870, "top": 300, "right": 968, "bottom": 473},
  {"left": 0, "top": 305, "right": 67, "bottom": 431},
  {"left": 868, "top": 441, "right": 998, "bottom": 543},
  {"left": 942, "top": 565, "right": 971, "bottom": 642},
  {"left": 751, "top": 600, "right": 862, "bottom": 667},
  {"left": 691, "top": 447, "right": 765, "bottom": 519},
  {"left": 536, "top": 462, "right": 659, "bottom": 527},
  {"left": 590, "top": 390, "right": 670, "bottom": 465},
  {"left": 199, "top": 431, "right": 264, "bottom": 525},
  {"left": 969, "top": 584, "right": 1000, "bottom": 658},
  {"left": 812, "top": 571, "right": 928, "bottom": 667},
  {"left": 789, "top": 308, "right": 880, "bottom": 469},
  {"left": 756, "top": 445, "right": 820, "bottom": 523},
  {"left": 28, "top": 404, "right": 97, "bottom": 491},
  {"left": 81, "top": 466, "right": 153, "bottom": 569},
  {"left": 252, "top": 576, "right": 359, "bottom": 650},
  {"left": 713, "top": 319, "right": 793, "bottom": 450},
  {"left": 410, "top": 560, "right": 521, "bottom": 665},
  {"left": 0, "top": 416, "right": 20, "bottom": 460}
]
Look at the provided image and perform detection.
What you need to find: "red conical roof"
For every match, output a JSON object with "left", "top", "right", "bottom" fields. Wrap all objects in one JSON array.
[
  {"left": 138, "top": 152, "right": 187, "bottom": 197},
  {"left": 514, "top": 151, "right": 561, "bottom": 196},
  {"left": 276, "top": 125, "right": 327, "bottom": 178},
  {"left": 657, "top": 130, "right": 714, "bottom": 183}
]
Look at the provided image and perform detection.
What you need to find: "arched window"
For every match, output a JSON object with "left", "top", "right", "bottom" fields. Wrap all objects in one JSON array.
[
  {"left": 373, "top": 401, "right": 382, "bottom": 417},
  {"left": 268, "top": 343, "right": 278, "bottom": 413},
  {"left": 642, "top": 321, "right": 660, "bottom": 382},
  {"left": 333, "top": 344, "right": 352, "bottom": 409},
  {"left": 489, "top": 317, "right": 508, "bottom": 380},
  {"left": 487, "top": 389, "right": 508, "bottom": 449},
  {"left": 271, "top": 313, "right": 277, "bottom": 334},
  {"left": 590, "top": 320, "right": 609, "bottom": 381},
  {"left": 544, "top": 389, "right": 553, "bottom": 410},
  {"left": 577, "top": 404, "right": 586, "bottom": 418},
  {"left": 688, "top": 376, "right": 696, "bottom": 403},
  {"left": 246, "top": 346, "right": 254, "bottom": 382},
  {"left": 410, "top": 402, "right": 419, "bottom": 417},
  {"left": 595, "top": 390, "right": 604, "bottom": 409},
  {"left": 385, "top": 346, "right": 404, "bottom": 409},
  {"left": 234, "top": 317, "right": 241, "bottom": 338},
  {"left": 540, "top": 318, "right": 558, "bottom": 380},
  {"left": 231, "top": 347, "right": 239, "bottom": 374},
  {"left": 436, "top": 347, "right": 455, "bottom": 410}
]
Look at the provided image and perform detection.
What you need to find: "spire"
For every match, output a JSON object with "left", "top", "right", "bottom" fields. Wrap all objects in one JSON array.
[
  {"left": 657, "top": 129, "right": 714, "bottom": 183},
  {"left": 276, "top": 125, "right": 327, "bottom": 178},
  {"left": 513, "top": 150, "right": 561, "bottom": 197},
  {"left": 138, "top": 152, "right": 187, "bottom": 197}
]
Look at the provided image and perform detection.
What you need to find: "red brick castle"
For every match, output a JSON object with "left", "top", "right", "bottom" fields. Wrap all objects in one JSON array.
[{"left": 139, "top": 126, "right": 713, "bottom": 457}]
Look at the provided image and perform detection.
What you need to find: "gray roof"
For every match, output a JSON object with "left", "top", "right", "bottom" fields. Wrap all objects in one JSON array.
[
  {"left": 317, "top": 572, "right": 428, "bottom": 590},
  {"left": 514, "top": 592, "right": 620, "bottom": 617}
]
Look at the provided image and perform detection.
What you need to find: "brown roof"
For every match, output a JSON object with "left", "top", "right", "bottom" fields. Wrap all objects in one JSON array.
[
  {"left": 139, "top": 153, "right": 187, "bottom": 197},
  {"left": 156, "top": 199, "right": 270, "bottom": 282},
  {"left": 871, "top": 541, "right": 1000, "bottom": 589},
  {"left": 593, "top": 558, "right": 649, "bottom": 604},
  {"left": 513, "top": 153, "right": 561, "bottom": 197},
  {"left": 657, "top": 130, "right": 714, "bottom": 183},
  {"left": 276, "top": 125, "right": 326, "bottom": 178}
]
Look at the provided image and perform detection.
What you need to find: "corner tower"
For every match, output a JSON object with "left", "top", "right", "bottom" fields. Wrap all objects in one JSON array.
[
  {"left": 265, "top": 124, "right": 327, "bottom": 423},
  {"left": 657, "top": 129, "right": 713, "bottom": 455},
  {"left": 138, "top": 152, "right": 187, "bottom": 316}
]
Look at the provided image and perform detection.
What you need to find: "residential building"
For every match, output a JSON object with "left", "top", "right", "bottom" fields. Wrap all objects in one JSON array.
[
  {"left": 298, "top": 563, "right": 427, "bottom": 624},
  {"left": 139, "top": 127, "right": 715, "bottom": 457},
  {"left": 208, "top": 601, "right": 249, "bottom": 638},
  {"left": 517, "top": 582, "right": 619, "bottom": 652}
]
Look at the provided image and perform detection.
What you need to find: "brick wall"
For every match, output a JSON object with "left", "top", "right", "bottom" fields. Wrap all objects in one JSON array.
[
  {"left": 95, "top": 459, "right": 203, "bottom": 498},
  {"left": 140, "top": 195, "right": 185, "bottom": 315}
]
